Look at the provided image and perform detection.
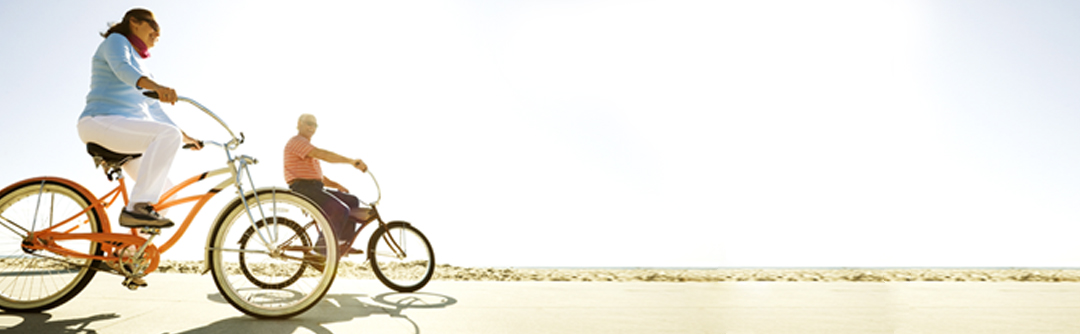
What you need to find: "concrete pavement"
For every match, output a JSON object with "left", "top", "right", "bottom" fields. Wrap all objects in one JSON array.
[{"left": 2, "top": 273, "right": 1080, "bottom": 333}]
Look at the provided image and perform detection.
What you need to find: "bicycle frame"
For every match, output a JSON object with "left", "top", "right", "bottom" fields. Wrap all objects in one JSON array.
[
  {"left": 24, "top": 165, "right": 232, "bottom": 249},
  {"left": 342, "top": 206, "right": 403, "bottom": 257},
  {"left": 283, "top": 171, "right": 409, "bottom": 260}
]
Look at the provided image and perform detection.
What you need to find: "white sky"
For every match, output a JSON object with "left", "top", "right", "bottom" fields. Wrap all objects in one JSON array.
[{"left": 2, "top": 0, "right": 1080, "bottom": 268}]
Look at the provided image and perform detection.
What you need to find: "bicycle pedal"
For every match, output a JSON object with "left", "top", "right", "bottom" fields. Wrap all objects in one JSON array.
[
  {"left": 122, "top": 277, "right": 148, "bottom": 290},
  {"left": 139, "top": 227, "right": 162, "bottom": 235}
]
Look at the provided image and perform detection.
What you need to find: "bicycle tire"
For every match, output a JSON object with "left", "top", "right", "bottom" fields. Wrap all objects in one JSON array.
[
  {"left": 368, "top": 221, "right": 434, "bottom": 292},
  {"left": 238, "top": 217, "right": 311, "bottom": 289},
  {"left": 208, "top": 188, "right": 337, "bottom": 318},
  {"left": 0, "top": 178, "right": 103, "bottom": 312}
]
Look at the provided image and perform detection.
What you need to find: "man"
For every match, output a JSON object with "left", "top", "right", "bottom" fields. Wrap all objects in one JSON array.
[{"left": 284, "top": 114, "right": 372, "bottom": 269}]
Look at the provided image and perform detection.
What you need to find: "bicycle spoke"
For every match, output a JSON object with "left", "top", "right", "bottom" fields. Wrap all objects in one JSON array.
[
  {"left": 0, "top": 215, "right": 30, "bottom": 238},
  {"left": 211, "top": 247, "right": 272, "bottom": 255},
  {"left": 30, "top": 181, "right": 45, "bottom": 233},
  {"left": 373, "top": 251, "right": 404, "bottom": 259}
]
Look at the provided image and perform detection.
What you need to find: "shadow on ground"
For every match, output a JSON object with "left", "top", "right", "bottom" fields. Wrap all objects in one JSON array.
[
  {"left": 0, "top": 312, "right": 119, "bottom": 334},
  {"left": 0, "top": 292, "right": 454, "bottom": 334},
  {"left": 176, "top": 291, "right": 457, "bottom": 334}
]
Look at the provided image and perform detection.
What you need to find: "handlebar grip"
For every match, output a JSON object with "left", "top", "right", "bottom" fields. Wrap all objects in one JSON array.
[
  {"left": 182, "top": 141, "right": 204, "bottom": 149},
  {"left": 142, "top": 91, "right": 160, "bottom": 99}
]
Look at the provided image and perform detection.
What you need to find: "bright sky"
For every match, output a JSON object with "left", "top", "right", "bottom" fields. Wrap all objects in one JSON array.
[{"left": 3, "top": 0, "right": 1080, "bottom": 268}]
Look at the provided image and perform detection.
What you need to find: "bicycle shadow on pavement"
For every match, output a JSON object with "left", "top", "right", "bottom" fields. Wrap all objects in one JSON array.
[
  {"left": 176, "top": 291, "right": 457, "bottom": 334},
  {"left": 0, "top": 312, "right": 119, "bottom": 334}
]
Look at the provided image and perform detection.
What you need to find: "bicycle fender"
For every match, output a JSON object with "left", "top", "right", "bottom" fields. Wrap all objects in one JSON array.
[
  {"left": 0, "top": 176, "right": 111, "bottom": 232},
  {"left": 386, "top": 220, "right": 412, "bottom": 228}
]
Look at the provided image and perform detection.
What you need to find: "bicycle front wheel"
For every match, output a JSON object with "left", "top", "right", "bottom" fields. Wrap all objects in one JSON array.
[
  {"left": 0, "top": 178, "right": 103, "bottom": 312},
  {"left": 208, "top": 189, "right": 337, "bottom": 319},
  {"left": 368, "top": 221, "right": 434, "bottom": 292}
]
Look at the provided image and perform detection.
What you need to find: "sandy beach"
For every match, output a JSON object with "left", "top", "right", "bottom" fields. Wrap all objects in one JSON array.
[{"left": 144, "top": 260, "right": 1080, "bottom": 283}]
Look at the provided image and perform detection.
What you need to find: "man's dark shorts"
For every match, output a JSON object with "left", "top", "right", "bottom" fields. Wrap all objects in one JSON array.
[{"left": 289, "top": 179, "right": 362, "bottom": 249}]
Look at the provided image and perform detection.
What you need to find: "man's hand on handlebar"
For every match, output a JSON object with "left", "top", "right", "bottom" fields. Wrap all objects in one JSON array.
[{"left": 352, "top": 159, "right": 368, "bottom": 172}]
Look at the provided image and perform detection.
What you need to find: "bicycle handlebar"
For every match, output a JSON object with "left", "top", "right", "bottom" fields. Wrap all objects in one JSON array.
[
  {"left": 359, "top": 170, "right": 382, "bottom": 207},
  {"left": 143, "top": 91, "right": 244, "bottom": 150}
]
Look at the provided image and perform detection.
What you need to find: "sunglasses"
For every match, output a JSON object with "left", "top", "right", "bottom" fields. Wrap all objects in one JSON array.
[{"left": 137, "top": 17, "right": 159, "bottom": 32}]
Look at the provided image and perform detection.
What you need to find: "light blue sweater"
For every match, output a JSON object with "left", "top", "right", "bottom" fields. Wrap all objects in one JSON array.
[{"left": 79, "top": 33, "right": 176, "bottom": 126}]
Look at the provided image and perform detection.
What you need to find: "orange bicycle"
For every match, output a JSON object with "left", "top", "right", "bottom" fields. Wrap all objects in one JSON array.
[{"left": 0, "top": 94, "right": 340, "bottom": 318}]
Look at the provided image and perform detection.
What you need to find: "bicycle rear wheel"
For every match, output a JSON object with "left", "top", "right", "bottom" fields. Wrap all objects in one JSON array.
[
  {"left": 0, "top": 179, "right": 103, "bottom": 312},
  {"left": 208, "top": 189, "right": 337, "bottom": 319},
  {"left": 368, "top": 221, "right": 434, "bottom": 292},
  {"left": 238, "top": 217, "right": 311, "bottom": 289}
]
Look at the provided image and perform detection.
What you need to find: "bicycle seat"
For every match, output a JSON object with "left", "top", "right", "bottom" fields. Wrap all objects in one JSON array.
[{"left": 86, "top": 143, "right": 141, "bottom": 181}]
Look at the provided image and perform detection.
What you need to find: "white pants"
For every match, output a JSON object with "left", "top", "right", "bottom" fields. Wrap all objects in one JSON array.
[{"left": 78, "top": 116, "right": 180, "bottom": 211}]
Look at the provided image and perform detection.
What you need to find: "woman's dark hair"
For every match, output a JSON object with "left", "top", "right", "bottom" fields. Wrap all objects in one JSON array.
[{"left": 101, "top": 8, "right": 155, "bottom": 38}]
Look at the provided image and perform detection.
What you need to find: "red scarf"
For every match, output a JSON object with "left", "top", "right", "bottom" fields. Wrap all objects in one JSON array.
[{"left": 125, "top": 34, "right": 150, "bottom": 59}]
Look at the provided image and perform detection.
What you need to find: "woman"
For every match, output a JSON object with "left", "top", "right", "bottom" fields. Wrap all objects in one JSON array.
[{"left": 77, "top": 8, "right": 202, "bottom": 228}]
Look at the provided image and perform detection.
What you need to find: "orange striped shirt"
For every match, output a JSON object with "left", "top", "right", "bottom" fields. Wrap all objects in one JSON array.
[{"left": 284, "top": 135, "right": 322, "bottom": 184}]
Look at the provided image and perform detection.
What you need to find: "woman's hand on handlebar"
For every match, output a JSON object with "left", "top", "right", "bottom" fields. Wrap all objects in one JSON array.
[
  {"left": 155, "top": 86, "right": 177, "bottom": 105},
  {"left": 136, "top": 77, "right": 177, "bottom": 105},
  {"left": 182, "top": 132, "right": 203, "bottom": 151}
]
